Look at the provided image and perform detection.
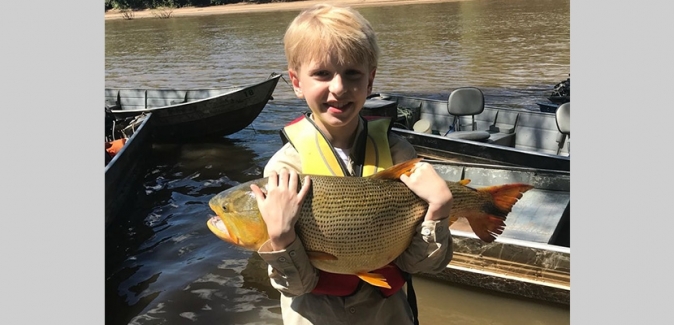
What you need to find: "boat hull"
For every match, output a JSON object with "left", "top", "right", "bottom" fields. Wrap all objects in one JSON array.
[
  {"left": 106, "top": 74, "right": 281, "bottom": 141},
  {"left": 425, "top": 160, "right": 570, "bottom": 305},
  {"left": 105, "top": 113, "right": 154, "bottom": 228},
  {"left": 423, "top": 232, "right": 570, "bottom": 305}
]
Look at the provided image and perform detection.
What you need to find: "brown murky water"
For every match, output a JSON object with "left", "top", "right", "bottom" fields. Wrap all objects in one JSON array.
[{"left": 105, "top": 1, "right": 570, "bottom": 324}]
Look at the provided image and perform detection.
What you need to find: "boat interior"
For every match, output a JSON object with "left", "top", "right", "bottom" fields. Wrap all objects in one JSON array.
[
  {"left": 430, "top": 160, "right": 570, "bottom": 247},
  {"left": 364, "top": 89, "right": 571, "bottom": 157}
]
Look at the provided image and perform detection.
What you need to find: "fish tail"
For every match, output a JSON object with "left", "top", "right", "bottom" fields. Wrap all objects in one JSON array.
[
  {"left": 468, "top": 183, "right": 534, "bottom": 242},
  {"left": 482, "top": 183, "right": 534, "bottom": 212}
]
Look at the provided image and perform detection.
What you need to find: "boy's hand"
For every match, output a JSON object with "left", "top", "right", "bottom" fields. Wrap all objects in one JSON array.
[
  {"left": 399, "top": 162, "right": 452, "bottom": 221},
  {"left": 251, "top": 168, "right": 311, "bottom": 250}
]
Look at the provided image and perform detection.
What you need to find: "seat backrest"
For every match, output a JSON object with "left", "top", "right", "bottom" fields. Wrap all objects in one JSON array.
[
  {"left": 556, "top": 102, "right": 570, "bottom": 136},
  {"left": 447, "top": 87, "right": 485, "bottom": 116}
]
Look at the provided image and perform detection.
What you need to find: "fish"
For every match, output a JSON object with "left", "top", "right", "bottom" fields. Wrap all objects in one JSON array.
[{"left": 206, "top": 158, "right": 533, "bottom": 289}]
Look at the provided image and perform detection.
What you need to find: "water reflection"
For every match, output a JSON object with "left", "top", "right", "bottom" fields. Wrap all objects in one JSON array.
[
  {"left": 105, "top": 0, "right": 569, "bottom": 107},
  {"left": 105, "top": 138, "right": 280, "bottom": 325}
]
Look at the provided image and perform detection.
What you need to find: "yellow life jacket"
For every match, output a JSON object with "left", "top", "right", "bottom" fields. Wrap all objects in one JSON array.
[
  {"left": 281, "top": 113, "right": 393, "bottom": 177},
  {"left": 280, "top": 112, "right": 407, "bottom": 298}
]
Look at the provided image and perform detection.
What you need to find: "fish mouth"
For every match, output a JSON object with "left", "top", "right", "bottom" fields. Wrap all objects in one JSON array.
[{"left": 207, "top": 215, "right": 236, "bottom": 245}]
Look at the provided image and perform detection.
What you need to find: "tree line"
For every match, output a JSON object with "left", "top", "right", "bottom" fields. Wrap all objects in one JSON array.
[{"left": 105, "top": 0, "right": 301, "bottom": 11}]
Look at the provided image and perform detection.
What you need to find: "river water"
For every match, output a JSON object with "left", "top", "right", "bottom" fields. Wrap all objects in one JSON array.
[{"left": 105, "top": 0, "right": 570, "bottom": 324}]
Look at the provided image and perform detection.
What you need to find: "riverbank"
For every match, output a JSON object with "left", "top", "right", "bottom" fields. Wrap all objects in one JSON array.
[{"left": 104, "top": 0, "right": 468, "bottom": 20}]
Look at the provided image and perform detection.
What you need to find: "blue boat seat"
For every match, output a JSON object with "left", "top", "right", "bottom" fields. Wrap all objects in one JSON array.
[
  {"left": 444, "top": 87, "right": 490, "bottom": 142},
  {"left": 555, "top": 102, "right": 570, "bottom": 155}
]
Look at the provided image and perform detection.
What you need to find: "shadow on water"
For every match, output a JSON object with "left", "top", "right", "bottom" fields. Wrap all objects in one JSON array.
[{"left": 105, "top": 137, "right": 285, "bottom": 325}]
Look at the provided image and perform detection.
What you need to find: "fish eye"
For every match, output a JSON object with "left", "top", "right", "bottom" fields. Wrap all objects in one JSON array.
[{"left": 221, "top": 204, "right": 228, "bottom": 212}]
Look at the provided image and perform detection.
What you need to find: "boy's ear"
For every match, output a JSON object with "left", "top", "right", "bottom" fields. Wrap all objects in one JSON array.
[
  {"left": 367, "top": 68, "right": 377, "bottom": 94},
  {"left": 288, "top": 69, "right": 303, "bottom": 99}
]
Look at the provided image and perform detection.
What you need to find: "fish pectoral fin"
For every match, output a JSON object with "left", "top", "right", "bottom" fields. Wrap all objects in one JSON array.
[
  {"left": 457, "top": 179, "right": 471, "bottom": 186},
  {"left": 357, "top": 272, "right": 391, "bottom": 289},
  {"left": 370, "top": 158, "right": 423, "bottom": 180},
  {"left": 306, "top": 251, "right": 338, "bottom": 261},
  {"left": 448, "top": 215, "right": 459, "bottom": 226}
]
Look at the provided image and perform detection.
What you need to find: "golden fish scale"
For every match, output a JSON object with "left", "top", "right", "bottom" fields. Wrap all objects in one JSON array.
[
  {"left": 296, "top": 176, "right": 427, "bottom": 274},
  {"left": 210, "top": 175, "right": 509, "bottom": 275}
]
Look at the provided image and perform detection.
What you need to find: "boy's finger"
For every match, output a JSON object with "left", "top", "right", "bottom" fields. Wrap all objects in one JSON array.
[
  {"left": 288, "top": 170, "right": 299, "bottom": 190},
  {"left": 267, "top": 171, "right": 278, "bottom": 189},
  {"left": 250, "top": 184, "right": 266, "bottom": 205},
  {"left": 297, "top": 176, "right": 312, "bottom": 202}
]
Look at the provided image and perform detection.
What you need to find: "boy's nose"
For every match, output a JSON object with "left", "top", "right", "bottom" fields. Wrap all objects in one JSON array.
[{"left": 329, "top": 74, "right": 346, "bottom": 96}]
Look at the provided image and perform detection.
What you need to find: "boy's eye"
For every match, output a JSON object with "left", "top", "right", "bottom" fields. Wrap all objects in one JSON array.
[
  {"left": 345, "top": 70, "right": 363, "bottom": 78},
  {"left": 310, "top": 69, "right": 364, "bottom": 80}
]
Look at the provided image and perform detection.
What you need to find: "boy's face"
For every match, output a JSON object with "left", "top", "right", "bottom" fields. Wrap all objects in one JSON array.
[{"left": 289, "top": 51, "right": 376, "bottom": 132}]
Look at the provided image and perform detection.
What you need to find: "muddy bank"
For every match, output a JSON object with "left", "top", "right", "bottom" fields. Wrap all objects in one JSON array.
[{"left": 105, "top": 0, "right": 468, "bottom": 20}]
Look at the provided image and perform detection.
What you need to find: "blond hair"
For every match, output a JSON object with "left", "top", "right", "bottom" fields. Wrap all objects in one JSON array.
[{"left": 284, "top": 4, "right": 380, "bottom": 72}]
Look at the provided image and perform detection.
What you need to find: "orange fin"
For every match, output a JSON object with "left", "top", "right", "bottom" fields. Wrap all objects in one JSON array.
[
  {"left": 370, "top": 158, "right": 423, "bottom": 180},
  {"left": 307, "top": 251, "right": 338, "bottom": 261},
  {"left": 468, "top": 183, "right": 535, "bottom": 242},
  {"left": 466, "top": 214, "right": 507, "bottom": 243},
  {"left": 356, "top": 272, "right": 391, "bottom": 289},
  {"left": 458, "top": 179, "right": 471, "bottom": 186},
  {"left": 479, "top": 183, "right": 535, "bottom": 212}
]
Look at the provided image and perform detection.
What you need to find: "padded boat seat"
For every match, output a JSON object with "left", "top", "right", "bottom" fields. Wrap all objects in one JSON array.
[
  {"left": 445, "top": 87, "right": 491, "bottom": 142},
  {"left": 556, "top": 103, "right": 570, "bottom": 135},
  {"left": 555, "top": 102, "right": 570, "bottom": 155}
]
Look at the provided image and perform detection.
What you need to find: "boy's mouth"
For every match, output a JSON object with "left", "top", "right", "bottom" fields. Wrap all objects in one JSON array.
[{"left": 326, "top": 102, "right": 352, "bottom": 113}]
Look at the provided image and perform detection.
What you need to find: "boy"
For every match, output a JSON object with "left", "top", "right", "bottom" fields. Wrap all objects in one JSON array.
[{"left": 250, "top": 4, "right": 454, "bottom": 324}]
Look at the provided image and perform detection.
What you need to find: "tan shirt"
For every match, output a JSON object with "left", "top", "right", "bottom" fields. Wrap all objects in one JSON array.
[{"left": 257, "top": 120, "right": 453, "bottom": 325}]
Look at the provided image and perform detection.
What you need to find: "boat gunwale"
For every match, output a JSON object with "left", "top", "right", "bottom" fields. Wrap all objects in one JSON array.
[
  {"left": 106, "top": 74, "right": 281, "bottom": 114},
  {"left": 104, "top": 112, "right": 153, "bottom": 174}
]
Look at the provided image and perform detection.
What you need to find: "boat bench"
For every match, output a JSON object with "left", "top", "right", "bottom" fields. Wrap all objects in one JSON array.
[
  {"left": 479, "top": 108, "right": 569, "bottom": 155},
  {"left": 459, "top": 107, "right": 569, "bottom": 155},
  {"left": 417, "top": 104, "right": 520, "bottom": 147},
  {"left": 485, "top": 110, "right": 519, "bottom": 147},
  {"left": 513, "top": 113, "right": 569, "bottom": 155}
]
